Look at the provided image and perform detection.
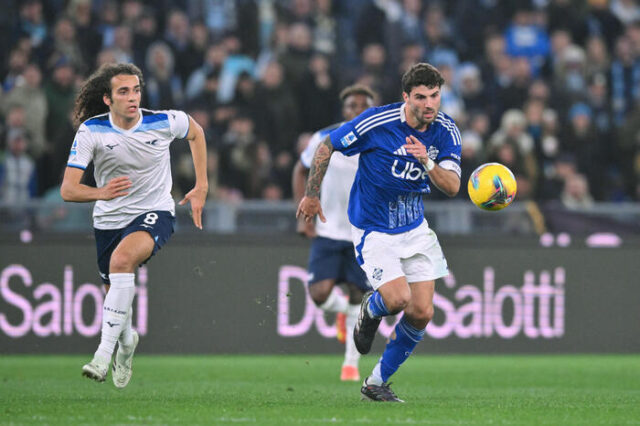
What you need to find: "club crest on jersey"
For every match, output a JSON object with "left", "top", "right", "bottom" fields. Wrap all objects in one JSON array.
[
  {"left": 428, "top": 146, "right": 439, "bottom": 160},
  {"left": 340, "top": 131, "right": 357, "bottom": 147},
  {"left": 372, "top": 268, "right": 383, "bottom": 282}
]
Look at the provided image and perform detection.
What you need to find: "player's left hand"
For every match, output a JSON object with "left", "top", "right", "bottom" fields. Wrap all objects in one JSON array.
[
  {"left": 179, "top": 186, "right": 208, "bottom": 230},
  {"left": 404, "top": 135, "right": 427, "bottom": 162}
]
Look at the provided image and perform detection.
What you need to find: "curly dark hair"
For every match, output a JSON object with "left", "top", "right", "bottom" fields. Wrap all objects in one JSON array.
[
  {"left": 401, "top": 63, "right": 445, "bottom": 95},
  {"left": 73, "top": 63, "right": 145, "bottom": 128}
]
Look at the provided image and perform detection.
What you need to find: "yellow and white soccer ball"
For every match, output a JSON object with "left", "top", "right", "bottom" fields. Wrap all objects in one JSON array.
[{"left": 467, "top": 163, "right": 517, "bottom": 211}]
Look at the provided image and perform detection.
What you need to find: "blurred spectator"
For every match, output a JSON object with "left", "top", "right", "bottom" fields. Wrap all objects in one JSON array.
[
  {"left": 552, "top": 44, "right": 588, "bottom": 106},
  {"left": 584, "top": 35, "right": 611, "bottom": 79},
  {"left": 584, "top": 0, "right": 624, "bottom": 50},
  {"left": 1, "top": 64, "right": 48, "bottom": 159},
  {"left": 44, "top": 58, "right": 76, "bottom": 142},
  {"left": 143, "top": 41, "right": 184, "bottom": 110},
  {"left": 561, "top": 102, "right": 606, "bottom": 199},
  {"left": 164, "top": 9, "right": 192, "bottom": 82},
  {"left": 217, "top": 33, "right": 256, "bottom": 103},
  {"left": 97, "top": 1, "right": 120, "bottom": 49},
  {"left": 457, "top": 62, "right": 486, "bottom": 115},
  {"left": 611, "top": 0, "right": 640, "bottom": 26},
  {"left": 67, "top": 0, "right": 102, "bottom": 69},
  {"left": 503, "top": 7, "right": 550, "bottom": 77},
  {"left": 488, "top": 109, "right": 538, "bottom": 197},
  {"left": 539, "top": 153, "right": 579, "bottom": 200},
  {"left": 218, "top": 113, "right": 271, "bottom": 198},
  {"left": 188, "top": 0, "right": 237, "bottom": 39},
  {"left": 3, "top": 49, "right": 29, "bottom": 92},
  {"left": 254, "top": 60, "right": 299, "bottom": 157},
  {"left": 45, "top": 16, "right": 87, "bottom": 75},
  {"left": 610, "top": 35, "right": 640, "bottom": 126},
  {"left": 111, "top": 25, "right": 134, "bottom": 64},
  {"left": 279, "top": 22, "right": 314, "bottom": 88},
  {"left": 186, "top": 42, "right": 227, "bottom": 102},
  {"left": 133, "top": 8, "right": 160, "bottom": 71},
  {"left": 12, "top": 0, "right": 48, "bottom": 51},
  {"left": 457, "top": 131, "right": 484, "bottom": 200},
  {"left": 296, "top": 52, "right": 340, "bottom": 132},
  {"left": 561, "top": 172, "right": 595, "bottom": 209},
  {"left": 0, "top": 129, "right": 37, "bottom": 204},
  {"left": 313, "top": 0, "right": 338, "bottom": 56}
]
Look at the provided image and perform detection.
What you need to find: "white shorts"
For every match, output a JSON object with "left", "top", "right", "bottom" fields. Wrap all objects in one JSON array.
[{"left": 351, "top": 220, "right": 449, "bottom": 290}]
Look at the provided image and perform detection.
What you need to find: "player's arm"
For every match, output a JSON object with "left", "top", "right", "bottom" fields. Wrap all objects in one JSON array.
[
  {"left": 60, "top": 167, "right": 132, "bottom": 202},
  {"left": 295, "top": 136, "right": 333, "bottom": 223},
  {"left": 178, "top": 115, "right": 208, "bottom": 230},
  {"left": 292, "top": 160, "right": 316, "bottom": 237},
  {"left": 404, "top": 134, "right": 460, "bottom": 197}
]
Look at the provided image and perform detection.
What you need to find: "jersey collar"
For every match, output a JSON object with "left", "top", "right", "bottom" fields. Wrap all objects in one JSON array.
[
  {"left": 400, "top": 103, "right": 407, "bottom": 123},
  {"left": 108, "top": 111, "right": 143, "bottom": 134}
]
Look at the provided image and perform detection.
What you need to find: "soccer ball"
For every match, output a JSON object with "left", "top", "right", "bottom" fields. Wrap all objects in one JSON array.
[{"left": 467, "top": 163, "right": 517, "bottom": 211}]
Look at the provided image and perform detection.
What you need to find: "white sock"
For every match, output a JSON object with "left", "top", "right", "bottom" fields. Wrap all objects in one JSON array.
[
  {"left": 95, "top": 273, "right": 135, "bottom": 361},
  {"left": 318, "top": 288, "right": 348, "bottom": 313},
  {"left": 343, "top": 303, "right": 361, "bottom": 367},
  {"left": 368, "top": 361, "right": 384, "bottom": 385},
  {"left": 118, "top": 308, "right": 134, "bottom": 349}
]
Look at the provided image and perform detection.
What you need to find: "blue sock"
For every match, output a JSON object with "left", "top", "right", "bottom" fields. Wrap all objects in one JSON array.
[
  {"left": 379, "top": 316, "right": 425, "bottom": 383},
  {"left": 367, "top": 291, "right": 390, "bottom": 318}
]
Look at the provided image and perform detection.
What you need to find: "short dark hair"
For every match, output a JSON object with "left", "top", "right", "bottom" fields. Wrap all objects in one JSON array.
[
  {"left": 339, "top": 84, "right": 378, "bottom": 103},
  {"left": 73, "top": 63, "right": 145, "bottom": 128},
  {"left": 401, "top": 63, "right": 445, "bottom": 94}
]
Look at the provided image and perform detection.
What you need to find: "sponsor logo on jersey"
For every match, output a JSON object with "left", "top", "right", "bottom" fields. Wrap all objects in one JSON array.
[
  {"left": 145, "top": 139, "right": 158, "bottom": 145},
  {"left": 391, "top": 159, "right": 428, "bottom": 181},
  {"left": 105, "top": 143, "right": 119, "bottom": 150},
  {"left": 340, "top": 131, "right": 357, "bottom": 147}
]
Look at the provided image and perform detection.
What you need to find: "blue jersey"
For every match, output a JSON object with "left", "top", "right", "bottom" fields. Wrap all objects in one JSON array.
[{"left": 329, "top": 102, "right": 462, "bottom": 234}]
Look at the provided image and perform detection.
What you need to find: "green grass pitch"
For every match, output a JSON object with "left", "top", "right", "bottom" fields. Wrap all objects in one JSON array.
[{"left": 2, "top": 354, "right": 639, "bottom": 425}]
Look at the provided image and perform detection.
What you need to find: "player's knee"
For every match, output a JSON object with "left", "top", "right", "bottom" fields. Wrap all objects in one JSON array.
[
  {"left": 109, "top": 252, "right": 135, "bottom": 273},
  {"left": 308, "top": 283, "right": 331, "bottom": 306},
  {"left": 384, "top": 292, "right": 411, "bottom": 314},
  {"left": 411, "top": 304, "right": 434, "bottom": 324}
]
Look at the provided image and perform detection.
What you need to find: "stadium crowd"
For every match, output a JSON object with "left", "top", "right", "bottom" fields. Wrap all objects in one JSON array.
[{"left": 1, "top": 0, "right": 639, "bottom": 210}]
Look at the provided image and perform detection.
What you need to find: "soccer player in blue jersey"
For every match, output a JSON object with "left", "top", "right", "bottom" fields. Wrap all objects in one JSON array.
[
  {"left": 292, "top": 85, "right": 377, "bottom": 381},
  {"left": 297, "top": 63, "right": 461, "bottom": 402},
  {"left": 61, "top": 63, "right": 208, "bottom": 387}
]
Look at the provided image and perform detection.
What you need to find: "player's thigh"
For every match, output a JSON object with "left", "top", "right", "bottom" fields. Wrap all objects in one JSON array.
[
  {"left": 111, "top": 231, "right": 156, "bottom": 270},
  {"left": 94, "top": 228, "right": 125, "bottom": 284},
  {"left": 351, "top": 227, "right": 404, "bottom": 290},
  {"left": 308, "top": 279, "right": 336, "bottom": 304},
  {"left": 307, "top": 237, "right": 346, "bottom": 284},
  {"left": 112, "top": 210, "right": 175, "bottom": 270},
  {"left": 400, "top": 222, "right": 449, "bottom": 283}
]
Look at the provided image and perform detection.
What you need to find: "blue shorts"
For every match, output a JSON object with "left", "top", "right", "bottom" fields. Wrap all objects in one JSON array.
[
  {"left": 307, "top": 236, "right": 370, "bottom": 291},
  {"left": 94, "top": 211, "right": 175, "bottom": 284}
]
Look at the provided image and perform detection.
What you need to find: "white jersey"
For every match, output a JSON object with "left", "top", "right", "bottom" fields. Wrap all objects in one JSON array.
[
  {"left": 300, "top": 123, "right": 358, "bottom": 242},
  {"left": 67, "top": 108, "right": 190, "bottom": 229}
]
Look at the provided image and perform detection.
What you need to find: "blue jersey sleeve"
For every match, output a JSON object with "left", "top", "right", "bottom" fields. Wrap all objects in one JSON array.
[
  {"left": 434, "top": 113, "right": 462, "bottom": 178},
  {"left": 329, "top": 106, "right": 391, "bottom": 156}
]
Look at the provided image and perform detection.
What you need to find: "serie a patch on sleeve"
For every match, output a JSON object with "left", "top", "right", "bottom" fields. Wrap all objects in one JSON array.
[{"left": 340, "top": 131, "right": 357, "bottom": 147}]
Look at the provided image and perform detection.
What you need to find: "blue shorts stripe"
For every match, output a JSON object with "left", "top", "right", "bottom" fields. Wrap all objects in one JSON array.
[{"left": 355, "top": 230, "right": 371, "bottom": 266}]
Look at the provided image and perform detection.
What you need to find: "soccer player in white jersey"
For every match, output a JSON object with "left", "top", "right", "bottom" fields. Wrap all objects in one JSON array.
[
  {"left": 297, "top": 63, "right": 461, "bottom": 402},
  {"left": 292, "top": 85, "right": 376, "bottom": 381},
  {"left": 61, "top": 63, "right": 208, "bottom": 387}
]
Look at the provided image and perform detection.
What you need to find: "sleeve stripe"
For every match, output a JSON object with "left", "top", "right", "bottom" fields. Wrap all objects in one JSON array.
[
  {"left": 67, "top": 163, "right": 87, "bottom": 170},
  {"left": 355, "top": 108, "right": 401, "bottom": 133},
  {"left": 359, "top": 113, "right": 401, "bottom": 135},
  {"left": 436, "top": 118, "right": 462, "bottom": 146}
]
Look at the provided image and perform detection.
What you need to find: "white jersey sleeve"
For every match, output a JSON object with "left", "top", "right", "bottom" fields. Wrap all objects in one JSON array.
[
  {"left": 166, "top": 110, "right": 190, "bottom": 139},
  {"left": 300, "top": 131, "right": 324, "bottom": 169},
  {"left": 67, "top": 123, "right": 95, "bottom": 170}
]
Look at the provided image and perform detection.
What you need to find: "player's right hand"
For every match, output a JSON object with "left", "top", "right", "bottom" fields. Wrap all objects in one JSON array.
[
  {"left": 100, "top": 176, "right": 132, "bottom": 200},
  {"left": 297, "top": 217, "right": 317, "bottom": 238},
  {"left": 296, "top": 196, "right": 326, "bottom": 224}
]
